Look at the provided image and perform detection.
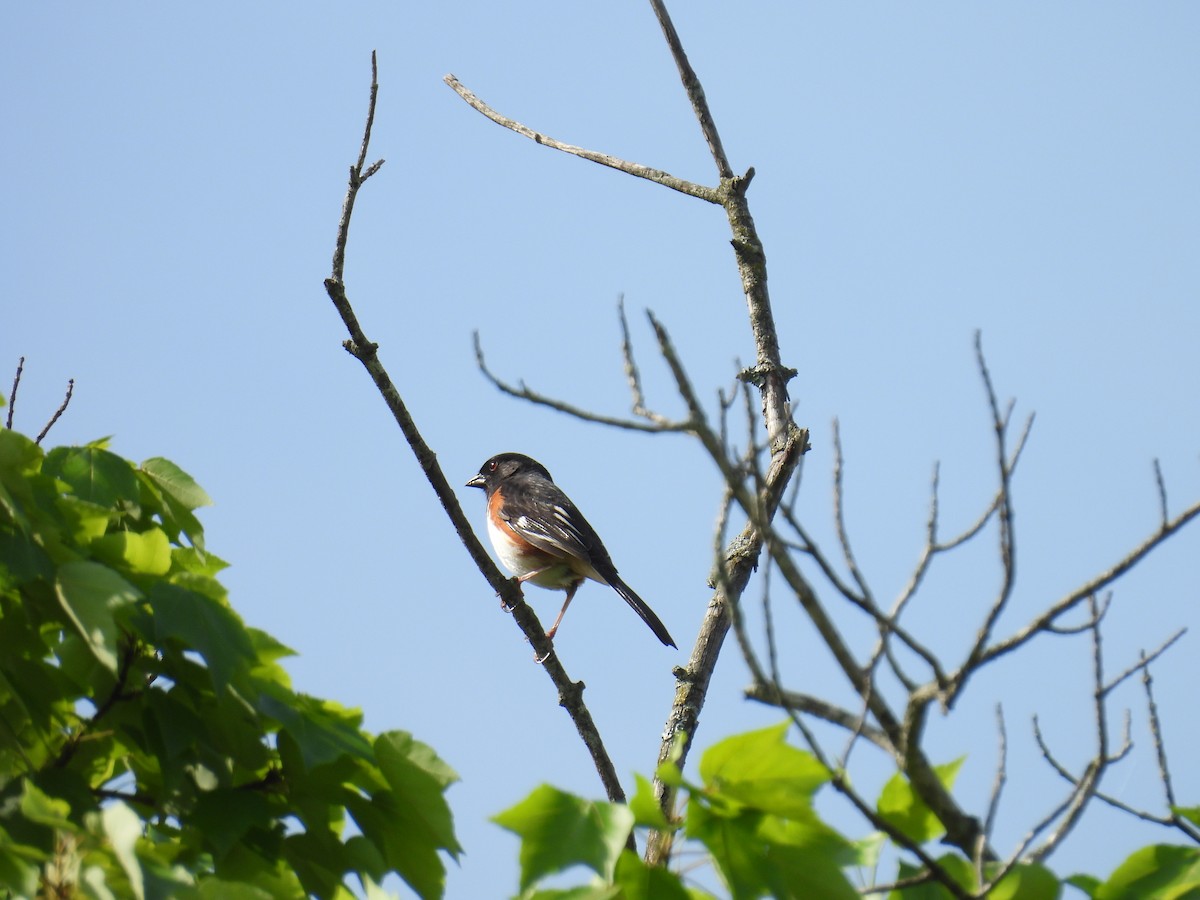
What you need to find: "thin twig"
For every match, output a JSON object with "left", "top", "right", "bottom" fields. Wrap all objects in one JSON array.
[
  {"left": 618, "top": 296, "right": 674, "bottom": 426},
  {"left": 36, "top": 379, "right": 74, "bottom": 445},
  {"left": 330, "top": 51, "right": 384, "bottom": 284},
  {"left": 443, "top": 74, "right": 720, "bottom": 203},
  {"left": 1021, "top": 596, "right": 1112, "bottom": 865},
  {"left": 1101, "top": 629, "right": 1186, "bottom": 697},
  {"left": 980, "top": 704, "right": 1008, "bottom": 879},
  {"left": 474, "top": 330, "right": 689, "bottom": 434},
  {"left": 1143, "top": 653, "right": 1176, "bottom": 812},
  {"left": 646, "top": 0, "right": 733, "bottom": 179},
  {"left": 955, "top": 333, "right": 1020, "bottom": 694},
  {"left": 976, "top": 497, "right": 1200, "bottom": 668},
  {"left": 832, "top": 419, "right": 874, "bottom": 605},
  {"left": 6, "top": 356, "right": 23, "bottom": 429},
  {"left": 744, "top": 684, "right": 891, "bottom": 753},
  {"left": 1153, "top": 459, "right": 1169, "bottom": 529}
]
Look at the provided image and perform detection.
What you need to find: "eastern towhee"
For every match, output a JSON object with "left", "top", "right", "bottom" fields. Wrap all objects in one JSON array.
[{"left": 467, "top": 452, "right": 676, "bottom": 649}]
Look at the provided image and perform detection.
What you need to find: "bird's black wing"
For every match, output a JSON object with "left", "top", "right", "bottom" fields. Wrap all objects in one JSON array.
[{"left": 498, "top": 473, "right": 615, "bottom": 580}]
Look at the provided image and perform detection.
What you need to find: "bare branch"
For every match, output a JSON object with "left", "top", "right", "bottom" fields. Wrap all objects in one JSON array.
[
  {"left": 744, "top": 684, "right": 892, "bottom": 753},
  {"left": 473, "top": 329, "right": 689, "bottom": 434},
  {"left": 617, "top": 296, "right": 674, "bottom": 426},
  {"left": 36, "top": 379, "right": 74, "bottom": 445},
  {"left": 1153, "top": 458, "right": 1169, "bottom": 529},
  {"left": 832, "top": 419, "right": 874, "bottom": 606},
  {"left": 781, "top": 516, "right": 866, "bottom": 607},
  {"left": 980, "top": 704, "right": 1008, "bottom": 877},
  {"left": 954, "top": 333, "right": 1020, "bottom": 694},
  {"left": 1101, "top": 629, "right": 1186, "bottom": 697},
  {"left": 977, "top": 498, "right": 1200, "bottom": 668},
  {"left": 1021, "top": 597, "right": 1112, "bottom": 865},
  {"left": 645, "top": 0, "right": 734, "bottom": 179},
  {"left": 324, "top": 54, "right": 630, "bottom": 807},
  {"left": 330, "top": 51, "right": 384, "bottom": 284},
  {"left": 1143, "top": 658, "right": 1200, "bottom": 842},
  {"left": 443, "top": 74, "right": 721, "bottom": 203},
  {"left": 934, "top": 413, "right": 1033, "bottom": 553},
  {"left": 1143, "top": 653, "right": 1176, "bottom": 813},
  {"left": 6, "top": 356, "right": 22, "bottom": 429}
]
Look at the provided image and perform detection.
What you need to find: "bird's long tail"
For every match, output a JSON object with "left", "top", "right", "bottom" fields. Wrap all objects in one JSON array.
[{"left": 611, "top": 577, "right": 676, "bottom": 648}]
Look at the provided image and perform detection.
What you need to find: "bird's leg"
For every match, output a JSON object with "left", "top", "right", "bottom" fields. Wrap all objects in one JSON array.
[
  {"left": 534, "top": 586, "right": 577, "bottom": 664},
  {"left": 545, "top": 581, "right": 581, "bottom": 642}
]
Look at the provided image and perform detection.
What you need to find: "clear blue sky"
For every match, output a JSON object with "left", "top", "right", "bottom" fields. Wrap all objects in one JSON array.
[{"left": 4, "top": 3, "right": 1199, "bottom": 897}]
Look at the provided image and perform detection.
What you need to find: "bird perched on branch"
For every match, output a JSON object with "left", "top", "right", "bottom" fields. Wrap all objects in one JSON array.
[{"left": 467, "top": 452, "right": 676, "bottom": 652}]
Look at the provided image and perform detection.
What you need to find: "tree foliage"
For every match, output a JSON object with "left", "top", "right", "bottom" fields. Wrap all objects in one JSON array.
[
  {"left": 490, "top": 725, "right": 1200, "bottom": 898},
  {"left": 0, "top": 427, "right": 460, "bottom": 898}
]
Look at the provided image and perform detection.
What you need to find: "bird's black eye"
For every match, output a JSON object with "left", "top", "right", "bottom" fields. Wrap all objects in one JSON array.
[{"left": 488, "top": 461, "right": 497, "bottom": 472}]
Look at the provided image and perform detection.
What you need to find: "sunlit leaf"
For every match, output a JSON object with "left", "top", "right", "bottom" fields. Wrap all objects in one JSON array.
[
  {"left": 986, "top": 861, "right": 1061, "bottom": 900},
  {"left": 92, "top": 527, "right": 171, "bottom": 575},
  {"left": 492, "top": 784, "right": 634, "bottom": 891},
  {"left": 1095, "top": 844, "right": 1200, "bottom": 900},
  {"left": 54, "top": 560, "right": 141, "bottom": 673},
  {"left": 103, "top": 801, "right": 146, "bottom": 900},
  {"left": 612, "top": 849, "right": 690, "bottom": 900},
  {"left": 628, "top": 773, "right": 673, "bottom": 830},
  {"left": 140, "top": 457, "right": 212, "bottom": 510},
  {"left": 876, "top": 758, "right": 965, "bottom": 845},
  {"left": 699, "top": 722, "right": 829, "bottom": 818},
  {"left": 44, "top": 445, "right": 138, "bottom": 509}
]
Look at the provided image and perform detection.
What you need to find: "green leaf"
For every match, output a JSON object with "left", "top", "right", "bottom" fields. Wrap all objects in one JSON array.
[
  {"left": 0, "top": 526, "right": 54, "bottom": 584},
  {"left": 151, "top": 582, "right": 256, "bottom": 690},
  {"left": 103, "top": 801, "right": 146, "bottom": 900},
  {"left": 257, "top": 684, "right": 372, "bottom": 771},
  {"left": 193, "top": 881, "right": 275, "bottom": 899},
  {"left": 611, "top": 849, "right": 690, "bottom": 900},
  {"left": 20, "top": 780, "right": 76, "bottom": 831},
  {"left": 1065, "top": 873, "right": 1101, "bottom": 898},
  {"left": 343, "top": 787, "right": 450, "bottom": 900},
  {"left": 92, "top": 527, "right": 172, "bottom": 575},
  {"left": 0, "top": 841, "right": 41, "bottom": 900},
  {"left": 138, "top": 464, "right": 207, "bottom": 551},
  {"left": 699, "top": 722, "right": 829, "bottom": 818},
  {"left": 888, "top": 855, "right": 976, "bottom": 900},
  {"left": 55, "top": 495, "right": 114, "bottom": 544},
  {"left": 492, "top": 784, "right": 635, "bottom": 891},
  {"left": 628, "top": 773, "right": 673, "bottom": 830},
  {"left": 141, "top": 457, "right": 212, "bottom": 510},
  {"left": 688, "top": 802, "right": 857, "bottom": 900},
  {"left": 0, "top": 429, "right": 44, "bottom": 527},
  {"left": 876, "top": 758, "right": 965, "bottom": 845},
  {"left": 375, "top": 731, "right": 462, "bottom": 857},
  {"left": 54, "top": 560, "right": 142, "bottom": 673},
  {"left": 985, "top": 861, "right": 1061, "bottom": 900},
  {"left": 1095, "top": 844, "right": 1200, "bottom": 900},
  {"left": 852, "top": 831, "right": 888, "bottom": 870},
  {"left": 44, "top": 445, "right": 139, "bottom": 509},
  {"left": 190, "top": 789, "right": 273, "bottom": 859}
]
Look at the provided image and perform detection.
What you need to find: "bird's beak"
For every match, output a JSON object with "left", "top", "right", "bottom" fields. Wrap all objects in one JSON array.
[{"left": 465, "top": 474, "right": 486, "bottom": 489}]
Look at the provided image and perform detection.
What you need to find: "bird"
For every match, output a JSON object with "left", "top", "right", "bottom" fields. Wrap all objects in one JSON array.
[{"left": 466, "top": 452, "right": 676, "bottom": 651}]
